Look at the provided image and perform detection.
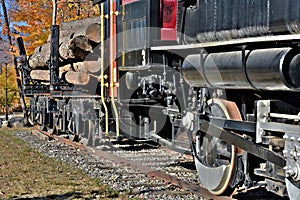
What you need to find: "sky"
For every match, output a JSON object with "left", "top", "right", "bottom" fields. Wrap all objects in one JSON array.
[{"left": 0, "top": 0, "right": 21, "bottom": 64}]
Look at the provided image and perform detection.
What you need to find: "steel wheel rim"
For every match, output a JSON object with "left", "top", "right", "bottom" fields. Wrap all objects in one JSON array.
[{"left": 195, "top": 98, "right": 241, "bottom": 195}]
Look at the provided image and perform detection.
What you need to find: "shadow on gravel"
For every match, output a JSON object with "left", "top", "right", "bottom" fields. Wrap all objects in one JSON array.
[
  {"left": 10, "top": 192, "right": 90, "bottom": 200},
  {"left": 233, "top": 187, "right": 289, "bottom": 200}
]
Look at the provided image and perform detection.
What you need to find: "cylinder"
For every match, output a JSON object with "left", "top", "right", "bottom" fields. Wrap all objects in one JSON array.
[
  {"left": 182, "top": 48, "right": 300, "bottom": 91},
  {"left": 286, "top": 54, "right": 300, "bottom": 88},
  {"left": 246, "top": 48, "right": 292, "bottom": 90},
  {"left": 205, "top": 51, "right": 251, "bottom": 89}
]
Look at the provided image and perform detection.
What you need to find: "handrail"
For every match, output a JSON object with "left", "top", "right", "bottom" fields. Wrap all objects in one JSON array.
[
  {"left": 110, "top": 0, "right": 120, "bottom": 137},
  {"left": 100, "top": 3, "right": 109, "bottom": 135}
]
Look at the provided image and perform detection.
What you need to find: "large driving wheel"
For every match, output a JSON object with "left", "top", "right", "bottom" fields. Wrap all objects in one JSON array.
[{"left": 195, "top": 98, "right": 242, "bottom": 195}]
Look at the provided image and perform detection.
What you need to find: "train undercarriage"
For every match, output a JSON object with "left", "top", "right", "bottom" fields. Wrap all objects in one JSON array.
[{"left": 21, "top": 50, "right": 300, "bottom": 198}]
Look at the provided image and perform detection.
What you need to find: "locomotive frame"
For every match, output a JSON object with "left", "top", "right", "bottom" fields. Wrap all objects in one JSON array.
[{"left": 16, "top": 0, "right": 300, "bottom": 199}]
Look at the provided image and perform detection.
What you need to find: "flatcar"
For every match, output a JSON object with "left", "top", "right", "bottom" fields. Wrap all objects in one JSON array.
[{"left": 17, "top": 0, "right": 300, "bottom": 199}]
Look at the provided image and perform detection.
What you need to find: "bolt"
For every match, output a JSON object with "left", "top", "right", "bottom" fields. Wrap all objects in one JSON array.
[
  {"left": 290, "top": 137, "right": 296, "bottom": 141},
  {"left": 297, "top": 138, "right": 300, "bottom": 142},
  {"left": 283, "top": 135, "right": 289, "bottom": 139},
  {"left": 259, "top": 129, "right": 266, "bottom": 136},
  {"left": 283, "top": 150, "right": 288, "bottom": 156},
  {"left": 286, "top": 169, "right": 295, "bottom": 177},
  {"left": 259, "top": 113, "right": 266, "bottom": 118}
]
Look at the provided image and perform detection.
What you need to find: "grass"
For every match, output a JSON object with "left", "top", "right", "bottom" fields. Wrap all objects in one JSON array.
[{"left": 0, "top": 128, "right": 125, "bottom": 199}]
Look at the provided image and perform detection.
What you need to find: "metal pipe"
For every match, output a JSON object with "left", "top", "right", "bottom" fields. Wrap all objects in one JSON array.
[
  {"left": 5, "top": 63, "right": 8, "bottom": 121},
  {"left": 50, "top": 25, "right": 60, "bottom": 87},
  {"left": 52, "top": 0, "right": 57, "bottom": 25},
  {"left": 110, "top": 0, "right": 120, "bottom": 137},
  {"left": 100, "top": 3, "right": 109, "bottom": 134},
  {"left": 182, "top": 48, "right": 300, "bottom": 91}
]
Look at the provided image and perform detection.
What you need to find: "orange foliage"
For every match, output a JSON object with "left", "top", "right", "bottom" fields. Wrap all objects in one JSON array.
[
  {"left": 10, "top": 0, "right": 99, "bottom": 55},
  {"left": 9, "top": 0, "right": 53, "bottom": 54}
]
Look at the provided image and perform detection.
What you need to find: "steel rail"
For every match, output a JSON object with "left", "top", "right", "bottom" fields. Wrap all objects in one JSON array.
[
  {"left": 31, "top": 127, "right": 86, "bottom": 150},
  {"left": 88, "top": 147, "right": 235, "bottom": 200},
  {"left": 31, "top": 127, "right": 235, "bottom": 199}
]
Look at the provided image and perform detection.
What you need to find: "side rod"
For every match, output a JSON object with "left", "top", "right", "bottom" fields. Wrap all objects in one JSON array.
[{"left": 199, "top": 120, "right": 286, "bottom": 167}]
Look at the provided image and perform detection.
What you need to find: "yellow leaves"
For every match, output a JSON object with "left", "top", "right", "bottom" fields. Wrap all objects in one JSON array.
[
  {"left": 9, "top": 0, "right": 99, "bottom": 55},
  {"left": 0, "top": 64, "right": 19, "bottom": 110}
]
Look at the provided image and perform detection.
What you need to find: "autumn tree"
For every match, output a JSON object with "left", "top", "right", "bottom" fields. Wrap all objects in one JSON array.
[
  {"left": 0, "top": 64, "right": 19, "bottom": 113},
  {"left": 0, "top": 0, "right": 20, "bottom": 114},
  {"left": 0, "top": 0, "right": 99, "bottom": 113},
  {"left": 9, "top": 0, "right": 53, "bottom": 54},
  {"left": 10, "top": 0, "right": 99, "bottom": 54}
]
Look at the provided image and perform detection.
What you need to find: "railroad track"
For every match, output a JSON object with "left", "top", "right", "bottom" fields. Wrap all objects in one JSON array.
[
  {"left": 31, "top": 127, "right": 233, "bottom": 200},
  {"left": 28, "top": 127, "right": 286, "bottom": 199}
]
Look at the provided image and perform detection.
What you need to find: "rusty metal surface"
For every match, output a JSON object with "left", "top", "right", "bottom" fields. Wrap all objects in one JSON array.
[
  {"left": 32, "top": 127, "right": 86, "bottom": 150},
  {"left": 88, "top": 147, "right": 235, "bottom": 200},
  {"left": 32, "top": 127, "right": 235, "bottom": 199}
]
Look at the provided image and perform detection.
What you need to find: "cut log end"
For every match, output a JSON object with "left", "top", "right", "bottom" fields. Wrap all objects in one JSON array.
[
  {"left": 30, "top": 70, "right": 50, "bottom": 81},
  {"left": 65, "top": 71, "right": 90, "bottom": 85},
  {"left": 84, "top": 57, "right": 101, "bottom": 73},
  {"left": 86, "top": 23, "right": 101, "bottom": 43}
]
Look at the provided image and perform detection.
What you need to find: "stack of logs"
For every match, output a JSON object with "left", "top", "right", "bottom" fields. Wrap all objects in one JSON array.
[{"left": 29, "top": 17, "right": 102, "bottom": 85}]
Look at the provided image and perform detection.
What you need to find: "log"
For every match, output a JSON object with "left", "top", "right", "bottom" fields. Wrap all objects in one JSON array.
[
  {"left": 65, "top": 71, "right": 90, "bottom": 85},
  {"left": 28, "top": 43, "right": 51, "bottom": 69},
  {"left": 84, "top": 57, "right": 101, "bottom": 73},
  {"left": 30, "top": 70, "right": 50, "bottom": 81},
  {"left": 31, "top": 70, "right": 90, "bottom": 85},
  {"left": 47, "top": 17, "right": 101, "bottom": 43},
  {"left": 84, "top": 48, "right": 101, "bottom": 73},
  {"left": 29, "top": 17, "right": 101, "bottom": 69},
  {"left": 30, "top": 69, "right": 99, "bottom": 86},
  {"left": 86, "top": 23, "right": 101, "bottom": 43},
  {"left": 30, "top": 62, "right": 85, "bottom": 81},
  {"left": 68, "top": 35, "right": 93, "bottom": 60},
  {"left": 60, "top": 62, "right": 86, "bottom": 73},
  {"left": 29, "top": 35, "right": 93, "bottom": 68},
  {"left": 58, "top": 35, "right": 93, "bottom": 61},
  {"left": 61, "top": 17, "right": 101, "bottom": 31}
]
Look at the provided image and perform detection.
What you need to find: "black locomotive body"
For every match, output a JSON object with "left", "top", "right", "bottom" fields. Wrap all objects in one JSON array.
[{"left": 17, "top": 0, "right": 300, "bottom": 199}]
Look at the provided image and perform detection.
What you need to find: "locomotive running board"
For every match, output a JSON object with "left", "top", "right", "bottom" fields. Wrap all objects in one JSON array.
[
  {"left": 151, "top": 34, "right": 300, "bottom": 51},
  {"left": 199, "top": 120, "right": 286, "bottom": 168}
]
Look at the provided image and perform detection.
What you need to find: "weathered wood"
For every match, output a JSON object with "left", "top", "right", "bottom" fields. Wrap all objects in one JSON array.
[
  {"left": 59, "top": 35, "right": 93, "bottom": 61},
  {"left": 31, "top": 70, "right": 91, "bottom": 85},
  {"left": 29, "top": 35, "right": 93, "bottom": 68},
  {"left": 29, "top": 17, "right": 101, "bottom": 69},
  {"left": 30, "top": 62, "right": 86, "bottom": 81},
  {"left": 68, "top": 35, "right": 93, "bottom": 60},
  {"left": 47, "top": 18, "right": 99, "bottom": 43},
  {"left": 65, "top": 71, "right": 90, "bottom": 85},
  {"left": 30, "top": 70, "right": 50, "bottom": 81},
  {"left": 61, "top": 17, "right": 100, "bottom": 31},
  {"left": 86, "top": 23, "right": 101, "bottom": 43},
  {"left": 28, "top": 43, "right": 51, "bottom": 69},
  {"left": 84, "top": 51, "right": 101, "bottom": 73},
  {"left": 84, "top": 57, "right": 101, "bottom": 73},
  {"left": 60, "top": 62, "right": 86, "bottom": 72},
  {"left": 47, "top": 17, "right": 101, "bottom": 42}
]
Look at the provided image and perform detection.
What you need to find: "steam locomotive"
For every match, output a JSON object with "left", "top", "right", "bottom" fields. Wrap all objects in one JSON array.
[{"left": 17, "top": 0, "right": 300, "bottom": 198}]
